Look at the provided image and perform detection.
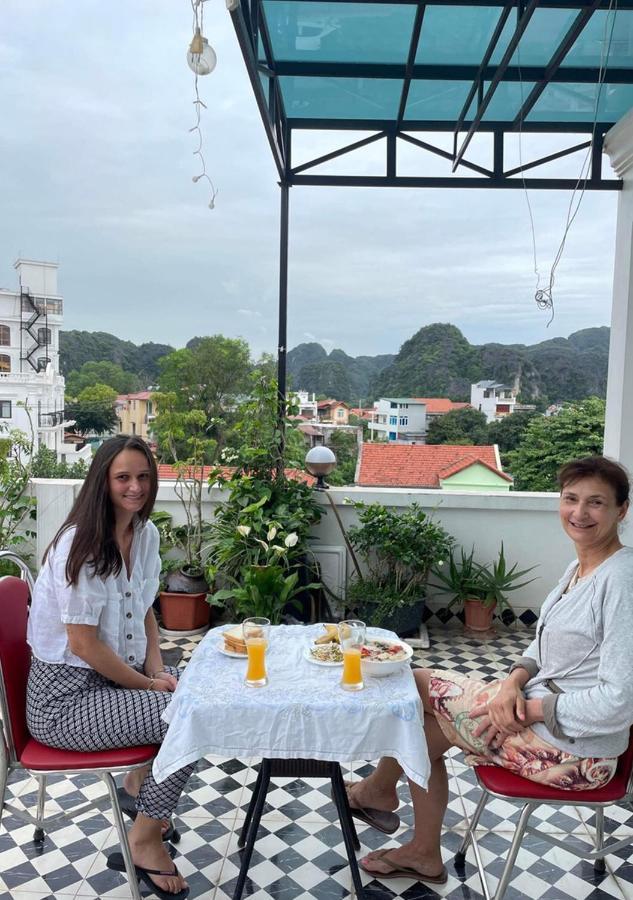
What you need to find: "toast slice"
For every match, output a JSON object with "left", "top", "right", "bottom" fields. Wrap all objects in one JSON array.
[{"left": 223, "top": 624, "right": 247, "bottom": 655}]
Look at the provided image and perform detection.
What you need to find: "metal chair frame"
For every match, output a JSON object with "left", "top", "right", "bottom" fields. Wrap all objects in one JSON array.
[
  {"left": 0, "top": 553, "right": 157, "bottom": 900},
  {"left": 455, "top": 767, "right": 633, "bottom": 900}
]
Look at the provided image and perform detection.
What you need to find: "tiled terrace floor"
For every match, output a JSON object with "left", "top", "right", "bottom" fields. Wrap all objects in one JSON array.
[{"left": 2, "top": 625, "right": 633, "bottom": 900}]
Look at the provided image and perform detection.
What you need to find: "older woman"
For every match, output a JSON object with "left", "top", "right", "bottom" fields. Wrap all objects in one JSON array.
[{"left": 351, "top": 455, "right": 633, "bottom": 884}]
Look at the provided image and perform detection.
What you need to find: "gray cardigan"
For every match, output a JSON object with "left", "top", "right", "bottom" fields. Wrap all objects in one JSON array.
[{"left": 512, "top": 547, "right": 633, "bottom": 759}]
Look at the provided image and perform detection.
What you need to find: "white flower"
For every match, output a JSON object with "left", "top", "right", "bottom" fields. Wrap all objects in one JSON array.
[
  {"left": 267, "top": 526, "right": 277, "bottom": 541},
  {"left": 284, "top": 533, "right": 299, "bottom": 548},
  {"left": 236, "top": 525, "right": 251, "bottom": 537}
]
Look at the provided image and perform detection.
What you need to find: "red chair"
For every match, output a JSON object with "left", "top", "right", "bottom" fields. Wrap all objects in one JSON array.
[
  {"left": 0, "top": 560, "right": 160, "bottom": 900},
  {"left": 455, "top": 733, "right": 633, "bottom": 900}
]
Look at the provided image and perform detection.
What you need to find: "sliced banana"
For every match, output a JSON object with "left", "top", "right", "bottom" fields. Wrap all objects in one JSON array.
[{"left": 314, "top": 623, "right": 340, "bottom": 645}]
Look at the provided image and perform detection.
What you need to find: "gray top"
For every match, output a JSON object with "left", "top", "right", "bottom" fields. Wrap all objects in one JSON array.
[{"left": 513, "top": 546, "right": 633, "bottom": 759}]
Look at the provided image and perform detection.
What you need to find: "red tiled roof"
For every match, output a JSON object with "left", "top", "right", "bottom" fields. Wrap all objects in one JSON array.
[
  {"left": 317, "top": 400, "right": 350, "bottom": 410},
  {"left": 414, "top": 398, "right": 471, "bottom": 414},
  {"left": 356, "top": 444, "right": 509, "bottom": 488},
  {"left": 157, "top": 464, "right": 314, "bottom": 485}
]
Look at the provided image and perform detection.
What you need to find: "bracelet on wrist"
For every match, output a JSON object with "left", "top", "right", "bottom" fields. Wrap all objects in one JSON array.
[{"left": 147, "top": 677, "right": 156, "bottom": 691}]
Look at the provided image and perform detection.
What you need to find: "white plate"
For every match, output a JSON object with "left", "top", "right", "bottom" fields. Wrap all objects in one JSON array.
[
  {"left": 216, "top": 641, "right": 247, "bottom": 659},
  {"left": 304, "top": 645, "right": 343, "bottom": 667}
]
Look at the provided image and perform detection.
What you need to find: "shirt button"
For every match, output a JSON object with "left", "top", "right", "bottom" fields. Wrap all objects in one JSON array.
[
  {"left": 569, "top": 738, "right": 575, "bottom": 744},
  {"left": 126, "top": 612, "right": 132, "bottom": 619},
  {"left": 127, "top": 633, "right": 133, "bottom": 640},
  {"left": 129, "top": 655, "right": 135, "bottom": 662},
  {"left": 125, "top": 591, "right": 132, "bottom": 598}
]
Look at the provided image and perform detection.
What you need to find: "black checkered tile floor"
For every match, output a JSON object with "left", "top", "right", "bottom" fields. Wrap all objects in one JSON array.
[{"left": 2, "top": 626, "right": 633, "bottom": 899}]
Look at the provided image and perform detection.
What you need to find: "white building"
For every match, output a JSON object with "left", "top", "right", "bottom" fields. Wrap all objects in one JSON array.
[
  {"left": 368, "top": 397, "right": 427, "bottom": 442},
  {"left": 0, "top": 259, "right": 89, "bottom": 464},
  {"left": 470, "top": 380, "right": 517, "bottom": 424},
  {"left": 292, "top": 390, "right": 318, "bottom": 420}
]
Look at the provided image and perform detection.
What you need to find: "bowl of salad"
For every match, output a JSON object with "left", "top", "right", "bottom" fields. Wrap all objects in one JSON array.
[{"left": 361, "top": 638, "right": 413, "bottom": 677}]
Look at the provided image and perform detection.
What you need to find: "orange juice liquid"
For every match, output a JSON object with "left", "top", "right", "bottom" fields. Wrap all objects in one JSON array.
[
  {"left": 246, "top": 639, "right": 267, "bottom": 682},
  {"left": 341, "top": 648, "right": 362, "bottom": 687}
]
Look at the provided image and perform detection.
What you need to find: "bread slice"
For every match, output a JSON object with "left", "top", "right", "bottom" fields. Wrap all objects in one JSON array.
[{"left": 223, "top": 624, "right": 247, "bottom": 654}]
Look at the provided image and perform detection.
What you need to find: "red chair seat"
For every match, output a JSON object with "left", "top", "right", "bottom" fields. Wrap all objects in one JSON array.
[
  {"left": 21, "top": 738, "right": 158, "bottom": 771},
  {"left": 476, "top": 762, "right": 631, "bottom": 804}
]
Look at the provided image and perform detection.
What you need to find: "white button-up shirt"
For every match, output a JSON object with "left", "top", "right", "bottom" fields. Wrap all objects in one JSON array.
[{"left": 27, "top": 520, "right": 161, "bottom": 669}]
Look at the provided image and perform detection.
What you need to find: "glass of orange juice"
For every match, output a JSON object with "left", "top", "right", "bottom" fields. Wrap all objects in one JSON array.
[
  {"left": 243, "top": 617, "right": 270, "bottom": 687},
  {"left": 338, "top": 619, "right": 365, "bottom": 691}
]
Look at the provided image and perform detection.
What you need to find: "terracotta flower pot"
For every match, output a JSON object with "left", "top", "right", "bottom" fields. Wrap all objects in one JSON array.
[
  {"left": 464, "top": 598, "right": 495, "bottom": 632},
  {"left": 159, "top": 591, "right": 211, "bottom": 632}
]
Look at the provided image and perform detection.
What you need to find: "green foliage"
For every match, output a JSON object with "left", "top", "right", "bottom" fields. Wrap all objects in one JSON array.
[
  {"left": 505, "top": 397, "right": 605, "bottom": 491},
  {"left": 488, "top": 410, "right": 537, "bottom": 454},
  {"left": 287, "top": 343, "right": 394, "bottom": 403},
  {"left": 432, "top": 544, "right": 536, "bottom": 614},
  {"left": 31, "top": 446, "right": 89, "bottom": 479},
  {"left": 66, "top": 383, "right": 118, "bottom": 435},
  {"left": 326, "top": 431, "right": 359, "bottom": 486},
  {"left": 426, "top": 407, "right": 489, "bottom": 446},
  {"left": 60, "top": 330, "right": 173, "bottom": 381},
  {"left": 345, "top": 501, "right": 454, "bottom": 627},
  {"left": 212, "top": 564, "right": 318, "bottom": 625},
  {"left": 0, "top": 425, "right": 37, "bottom": 566},
  {"left": 66, "top": 361, "right": 142, "bottom": 397}
]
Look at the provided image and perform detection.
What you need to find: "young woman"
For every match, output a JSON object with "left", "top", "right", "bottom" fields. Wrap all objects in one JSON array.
[
  {"left": 348, "top": 455, "right": 633, "bottom": 884},
  {"left": 26, "top": 435, "right": 193, "bottom": 900}
]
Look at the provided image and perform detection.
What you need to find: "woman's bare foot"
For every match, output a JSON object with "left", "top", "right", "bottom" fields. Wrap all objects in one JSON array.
[
  {"left": 360, "top": 845, "right": 445, "bottom": 881},
  {"left": 129, "top": 825, "right": 188, "bottom": 895},
  {"left": 346, "top": 777, "right": 399, "bottom": 813}
]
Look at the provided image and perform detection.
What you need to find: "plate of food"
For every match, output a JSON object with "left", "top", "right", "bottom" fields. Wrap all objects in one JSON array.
[
  {"left": 305, "top": 642, "right": 344, "bottom": 666},
  {"left": 361, "top": 639, "right": 413, "bottom": 677},
  {"left": 217, "top": 624, "right": 248, "bottom": 658}
]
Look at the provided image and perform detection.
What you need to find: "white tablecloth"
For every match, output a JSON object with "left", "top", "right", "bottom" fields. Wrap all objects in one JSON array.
[{"left": 153, "top": 623, "right": 430, "bottom": 788}]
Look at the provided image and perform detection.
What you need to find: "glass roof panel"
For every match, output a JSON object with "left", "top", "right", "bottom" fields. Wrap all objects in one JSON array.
[
  {"left": 528, "top": 81, "right": 633, "bottom": 123},
  {"left": 280, "top": 76, "right": 403, "bottom": 119},
  {"left": 489, "top": 8, "right": 578, "bottom": 67},
  {"left": 480, "top": 80, "right": 537, "bottom": 121},
  {"left": 405, "top": 80, "right": 474, "bottom": 121},
  {"left": 562, "top": 10, "right": 633, "bottom": 69},
  {"left": 262, "top": 1, "right": 415, "bottom": 64},
  {"left": 415, "top": 5, "right": 503, "bottom": 66}
]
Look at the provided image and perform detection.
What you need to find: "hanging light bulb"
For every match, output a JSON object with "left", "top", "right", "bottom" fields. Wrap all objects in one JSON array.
[{"left": 187, "top": 28, "right": 217, "bottom": 75}]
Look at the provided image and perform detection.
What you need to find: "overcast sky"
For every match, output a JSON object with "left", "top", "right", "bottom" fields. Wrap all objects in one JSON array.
[{"left": 0, "top": 0, "right": 620, "bottom": 360}]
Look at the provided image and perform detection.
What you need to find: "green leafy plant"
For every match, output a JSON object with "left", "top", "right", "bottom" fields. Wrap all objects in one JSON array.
[
  {"left": 432, "top": 543, "right": 536, "bottom": 616},
  {"left": 0, "top": 423, "right": 37, "bottom": 574},
  {"left": 211, "top": 563, "right": 319, "bottom": 625},
  {"left": 345, "top": 501, "right": 454, "bottom": 628}
]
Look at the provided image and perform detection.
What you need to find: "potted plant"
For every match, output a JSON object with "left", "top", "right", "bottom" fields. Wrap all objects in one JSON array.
[
  {"left": 432, "top": 544, "right": 536, "bottom": 632},
  {"left": 344, "top": 501, "right": 454, "bottom": 636},
  {"left": 211, "top": 560, "right": 319, "bottom": 625}
]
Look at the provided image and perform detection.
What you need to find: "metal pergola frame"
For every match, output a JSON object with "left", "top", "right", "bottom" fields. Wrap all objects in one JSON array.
[{"left": 227, "top": 0, "right": 632, "bottom": 450}]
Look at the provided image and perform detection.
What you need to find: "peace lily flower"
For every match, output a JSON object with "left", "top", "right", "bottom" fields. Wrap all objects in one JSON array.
[
  {"left": 236, "top": 525, "right": 251, "bottom": 537},
  {"left": 267, "top": 526, "right": 277, "bottom": 541},
  {"left": 284, "top": 532, "right": 299, "bottom": 548}
]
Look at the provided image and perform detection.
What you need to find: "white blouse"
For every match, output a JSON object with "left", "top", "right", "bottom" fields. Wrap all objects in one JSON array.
[{"left": 27, "top": 520, "right": 161, "bottom": 669}]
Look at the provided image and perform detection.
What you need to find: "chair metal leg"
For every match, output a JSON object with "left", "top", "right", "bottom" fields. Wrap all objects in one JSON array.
[
  {"left": 493, "top": 803, "right": 535, "bottom": 900},
  {"left": 102, "top": 772, "right": 142, "bottom": 900},
  {"left": 593, "top": 807, "right": 606, "bottom": 874},
  {"left": 234, "top": 760, "right": 271, "bottom": 900},
  {"left": 33, "top": 774, "right": 47, "bottom": 843},
  {"left": 455, "top": 789, "right": 489, "bottom": 865},
  {"left": 238, "top": 766, "right": 263, "bottom": 849},
  {"left": 0, "top": 749, "right": 9, "bottom": 830},
  {"left": 330, "top": 764, "right": 365, "bottom": 898}
]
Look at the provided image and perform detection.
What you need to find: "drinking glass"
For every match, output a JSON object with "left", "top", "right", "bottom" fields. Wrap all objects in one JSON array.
[
  {"left": 338, "top": 619, "right": 365, "bottom": 691},
  {"left": 243, "top": 617, "right": 270, "bottom": 687}
]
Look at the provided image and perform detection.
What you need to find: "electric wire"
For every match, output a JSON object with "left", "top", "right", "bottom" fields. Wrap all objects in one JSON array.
[{"left": 189, "top": 0, "right": 218, "bottom": 209}]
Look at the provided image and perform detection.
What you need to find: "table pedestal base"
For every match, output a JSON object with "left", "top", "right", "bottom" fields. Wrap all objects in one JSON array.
[{"left": 235, "top": 758, "right": 365, "bottom": 899}]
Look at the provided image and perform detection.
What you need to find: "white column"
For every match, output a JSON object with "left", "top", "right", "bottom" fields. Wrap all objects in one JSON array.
[{"left": 603, "top": 109, "right": 633, "bottom": 470}]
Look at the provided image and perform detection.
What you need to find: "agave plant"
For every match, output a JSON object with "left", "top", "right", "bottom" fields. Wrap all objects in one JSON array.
[{"left": 432, "top": 543, "right": 536, "bottom": 613}]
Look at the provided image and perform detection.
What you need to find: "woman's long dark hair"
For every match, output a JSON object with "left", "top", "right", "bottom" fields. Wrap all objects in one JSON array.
[{"left": 47, "top": 435, "right": 158, "bottom": 585}]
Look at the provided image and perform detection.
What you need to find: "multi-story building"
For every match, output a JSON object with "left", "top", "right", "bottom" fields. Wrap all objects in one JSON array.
[
  {"left": 316, "top": 400, "right": 350, "bottom": 424},
  {"left": 0, "top": 259, "right": 88, "bottom": 463},
  {"left": 470, "top": 380, "right": 517, "bottom": 424},
  {"left": 115, "top": 391, "right": 156, "bottom": 442},
  {"left": 368, "top": 397, "right": 427, "bottom": 442}
]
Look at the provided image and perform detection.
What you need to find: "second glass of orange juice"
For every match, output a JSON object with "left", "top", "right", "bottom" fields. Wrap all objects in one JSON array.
[
  {"left": 243, "top": 617, "right": 270, "bottom": 687},
  {"left": 338, "top": 620, "right": 365, "bottom": 691}
]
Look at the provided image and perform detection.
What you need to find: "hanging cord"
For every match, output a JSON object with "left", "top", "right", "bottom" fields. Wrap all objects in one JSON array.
[
  {"left": 517, "top": 0, "right": 617, "bottom": 325},
  {"left": 189, "top": 0, "right": 218, "bottom": 209}
]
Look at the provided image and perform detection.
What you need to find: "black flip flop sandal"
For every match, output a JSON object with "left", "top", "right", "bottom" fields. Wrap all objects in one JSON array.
[
  {"left": 107, "top": 851, "right": 190, "bottom": 900},
  {"left": 330, "top": 784, "right": 400, "bottom": 835},
  {"left": 116, "top": 787, "right": 181, "bottom": 844}
]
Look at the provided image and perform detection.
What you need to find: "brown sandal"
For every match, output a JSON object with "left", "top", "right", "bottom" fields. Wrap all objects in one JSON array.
[{"left": 361, "top": 848, "right": 448, "bottom": 884}]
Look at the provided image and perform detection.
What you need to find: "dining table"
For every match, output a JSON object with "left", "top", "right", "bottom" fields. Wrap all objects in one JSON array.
[{"left": 153, "top": 622, "right": 431, "bottom": 898}]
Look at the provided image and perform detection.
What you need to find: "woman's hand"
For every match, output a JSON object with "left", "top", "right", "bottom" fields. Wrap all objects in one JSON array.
[
  {"left": 154, "top": 672, "right": 178, "bottom": 692},
  {"left": 470, "top": 678, "right": 527, "bottom": 748}
]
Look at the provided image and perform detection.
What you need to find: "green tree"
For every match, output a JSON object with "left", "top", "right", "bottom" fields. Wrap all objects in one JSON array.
[
  {"left": 426, "top": 407, "right": 489, "bottom": 445},
  {"left": 66, "top": 361, "right": 142, "bottom": 398},
  {"left": 505, "top": 397, "right": 605, "bottom": 491},
  {"left": 66, "top": 383, "right": 118, "bottom": 435},
  {"left": 31, "top": 445, "right": 89, "bottom": 479},
  {"left": 488, "top": 411, "right": 537, "bottom": 455},
  {"left": 0, "top": 424, "right": 36, "bottom": 572},
  {"left": 327, "top": 430, "right": 359, "bottom": 486}
]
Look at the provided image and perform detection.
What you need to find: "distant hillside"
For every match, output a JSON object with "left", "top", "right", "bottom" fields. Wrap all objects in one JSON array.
[
  {"left": 287, "top": 343, "right": 395, "bottom": 402},
  {"left": 60, "top": 331, "right": 175, "bottom": 382}
]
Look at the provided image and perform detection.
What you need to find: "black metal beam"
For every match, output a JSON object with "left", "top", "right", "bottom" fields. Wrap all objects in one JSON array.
[
  {"left": 257, "top": 0, "right": 290, "bottom": 172},
  {"left": 399, "top": 132, "right": 494, "bottom": 176},
  {"left": 262, "top": 0, "right": 633, "bottom": 7},
  {"left": 512, "top": 1, "right": 602, "bottom": 126},
  {"left": 396, "top": 3, "right": 426, "bottom": 128},
  {"left": 503, "top": 139, "right": 591, "bottom": 176},
  {"left": 290, "top": 131, "right": 386, "bottom": 175},
  {"left": 288, "top": 117, "right": 615, "bottom": 132},
  {"left": 290, "top": 173, "right": 621, "bottom": 189},
  {"left": 453, "top": 0, "right": 540, "bottom": 171},
  {"left": 276, "top": 182, "right": 290, "bottom": 475},
  {"left": 271, "top": 61, "right": 633, "bottom": 83}
]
